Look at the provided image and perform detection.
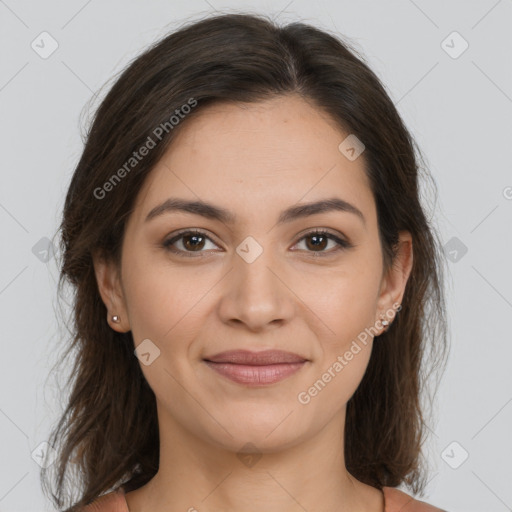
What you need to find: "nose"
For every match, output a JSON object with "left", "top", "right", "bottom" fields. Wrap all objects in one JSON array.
[{"left": 216, "top": 245, "right": 295, "bottom": 332}]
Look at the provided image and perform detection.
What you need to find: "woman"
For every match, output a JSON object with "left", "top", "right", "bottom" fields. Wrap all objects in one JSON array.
[{"left": 42, "top": 12, "right": 449, "bottom": 512}]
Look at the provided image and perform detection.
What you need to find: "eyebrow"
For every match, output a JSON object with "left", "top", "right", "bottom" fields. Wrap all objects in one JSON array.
[{"left": 145, "top": 196, "right": 366, "bottom": 226}]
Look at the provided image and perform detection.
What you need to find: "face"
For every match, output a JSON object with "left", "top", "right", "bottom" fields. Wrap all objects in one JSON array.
[{"left": 94, "top": 94, "right": 412, "bottom": 454}]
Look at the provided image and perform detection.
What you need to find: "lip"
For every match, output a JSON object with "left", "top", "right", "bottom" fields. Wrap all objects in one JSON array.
[
  {"left": 203, "top": 350, "right": 308, "bottom": 386},
  {"left": 204, "top": 349, "right": 308, "bottom": 365}
]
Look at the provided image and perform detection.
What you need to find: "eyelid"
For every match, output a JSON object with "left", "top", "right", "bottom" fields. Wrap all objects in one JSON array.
[
  {"left": 290, "top": 228, "right": 353, "bottom": 255},
  {"left": 162, "top": 227, "right": 353, "bottom": 257},
  {"left": 162, "top": 228, "right": 219, "bottom": 257}
]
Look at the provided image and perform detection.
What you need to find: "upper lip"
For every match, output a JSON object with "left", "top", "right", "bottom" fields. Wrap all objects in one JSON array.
[{"left": 204, "top": 350, "right": 308, "bottom": 365}]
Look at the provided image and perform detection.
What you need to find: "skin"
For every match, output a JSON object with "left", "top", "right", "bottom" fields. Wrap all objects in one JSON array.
[{"left": 93, "top": 94, "right": 413, "bottom": 512}]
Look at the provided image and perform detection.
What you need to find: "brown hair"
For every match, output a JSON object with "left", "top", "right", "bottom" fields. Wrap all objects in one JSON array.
[{"left": 41, "top": 12, "right": 449, "bottom": 511}]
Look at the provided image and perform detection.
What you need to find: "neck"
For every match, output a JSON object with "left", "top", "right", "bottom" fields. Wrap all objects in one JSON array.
[{"left": 126, "top": 405, "right": 383, "bottom": 512}]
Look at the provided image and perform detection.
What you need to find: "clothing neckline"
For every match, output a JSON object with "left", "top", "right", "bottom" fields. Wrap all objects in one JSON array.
[{"left": 115, "top": 485, "right": 394, "bottom": 511}]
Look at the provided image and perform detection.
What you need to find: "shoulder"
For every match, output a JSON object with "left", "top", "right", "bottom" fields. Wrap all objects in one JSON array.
[
  {"left": 80, "top": 486, "right": 128, "bottom": 512},
  {"left": 383, "top": 486, "right": 447, "bottom": 512}
]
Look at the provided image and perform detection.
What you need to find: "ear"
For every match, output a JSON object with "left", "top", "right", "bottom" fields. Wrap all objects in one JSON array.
[
  {"left": 375, "top": 230, "right": 413, "bottom": 332},
  {"left": 92, "top": 250, "right": 131, "bottom": 333}
]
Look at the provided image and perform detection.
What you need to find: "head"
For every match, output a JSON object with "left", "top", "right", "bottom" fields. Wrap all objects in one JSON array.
[{"left": 42, "top": 12, "right": 448, "bottom": 511}]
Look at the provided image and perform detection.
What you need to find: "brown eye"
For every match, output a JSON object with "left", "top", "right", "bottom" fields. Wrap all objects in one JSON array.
[
  {"left": 163, "top": 228, "right": 353, "bottom": 258},
  {"left": 181, "top": 233, "right": 206, "bottom": 251},
  {"left": 163, "top": 230, "right": 217, "bottom": 257},
  {"left": 304, "top": 233, "right": 329, "bottom": 251},
  {"left": 293, "top": 230, "right": 353, "bottom": 255}
]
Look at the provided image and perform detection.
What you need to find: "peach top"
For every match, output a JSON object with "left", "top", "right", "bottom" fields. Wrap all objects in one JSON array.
[{"left": 81, "top": 485, "right": 446, "bottom": 511}]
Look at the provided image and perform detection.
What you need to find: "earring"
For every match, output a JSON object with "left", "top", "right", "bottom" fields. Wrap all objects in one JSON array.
[{"left": 112, "top": 315, "right": 120, "bottom": 323}]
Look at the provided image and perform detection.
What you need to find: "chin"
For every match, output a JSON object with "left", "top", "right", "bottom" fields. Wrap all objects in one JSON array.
[{"left": 199, "top": 409, "right": 314, "bottom": 455}]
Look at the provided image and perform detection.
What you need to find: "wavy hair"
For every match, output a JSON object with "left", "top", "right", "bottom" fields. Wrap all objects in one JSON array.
[{"left": 41, "top": 12, "right": 449, "bottom": 511}]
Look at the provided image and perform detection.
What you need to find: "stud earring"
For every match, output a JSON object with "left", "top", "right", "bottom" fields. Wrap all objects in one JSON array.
[
  {"left": 379, "top": 315, "right": 390, "bottom": 333},
  {"left": 112, "top": 315, "right": 120, "bottom": 323},
  {"left": 378, "top": 303, "right": 402, "bottom": 335}
]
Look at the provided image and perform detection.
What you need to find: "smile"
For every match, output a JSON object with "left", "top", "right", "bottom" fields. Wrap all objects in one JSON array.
[{"left": 203, "top": 360, "right": 307, "bottom": 386}]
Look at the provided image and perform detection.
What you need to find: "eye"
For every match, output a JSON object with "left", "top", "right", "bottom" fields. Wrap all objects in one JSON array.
[
  {"left": 292, "top": 229, "right": 353, "bottom": 256},
  {"left": 162, "top": 228, "right": 353, "bottom": 258},
  {"left": 162, "top": 229, "right": 218, "bottom": 257}
]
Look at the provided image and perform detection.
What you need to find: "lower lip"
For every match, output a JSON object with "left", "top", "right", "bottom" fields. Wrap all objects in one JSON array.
[{"left": 204, "top": 361, "right": 306, "bottom": 386}]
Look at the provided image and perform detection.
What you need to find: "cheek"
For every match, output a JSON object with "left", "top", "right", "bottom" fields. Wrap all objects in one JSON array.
[
  {"left": 315, "top": 346, "right": 373, "bottom": 411},
  {"left": 122, "top": 251, "right": 222, "bottom": 358},
  {"left": 299, "top": 305, "right": 375, "bottom": 413},
  {"left": 295, "top": 264, "right": 380, "bottom": 404},
  {"left": 121, "top": 250, "right": 192, "bottom": 342},
  {"left": 310, "top": 262, "right": 381, "bottom": 404},
  {"left": 296, "top": 259, "right": 381, "bottom": 344}
]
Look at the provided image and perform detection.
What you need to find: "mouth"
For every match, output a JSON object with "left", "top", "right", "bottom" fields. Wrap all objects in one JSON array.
[{"left": 203, "top": 350, "right": 309, "bottom": 386}]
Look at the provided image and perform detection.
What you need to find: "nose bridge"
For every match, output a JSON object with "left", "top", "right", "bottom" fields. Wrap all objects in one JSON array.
[
  {"left": 234, "top": 234, "right": 282, "bottom": 299},
  {"left": 218, "top": 234, "right": 293, "bottom": 328}
]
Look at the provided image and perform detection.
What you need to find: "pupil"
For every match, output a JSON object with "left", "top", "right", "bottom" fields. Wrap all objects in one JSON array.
[
  {"left": 308, "top": 234, "right": 327, "bottom": 251},
  {"left": 184, "top": 235, "right": 204, "bottom": 251}
]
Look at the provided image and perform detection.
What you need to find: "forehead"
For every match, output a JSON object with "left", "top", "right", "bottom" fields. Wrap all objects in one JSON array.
[{"left": 131, "top": 94, "right": 375, "bottom": 228}]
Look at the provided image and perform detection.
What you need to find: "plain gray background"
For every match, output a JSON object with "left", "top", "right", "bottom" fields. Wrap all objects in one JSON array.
[{"left": 1, "top": 1, "right": 511, "bottom": 511}]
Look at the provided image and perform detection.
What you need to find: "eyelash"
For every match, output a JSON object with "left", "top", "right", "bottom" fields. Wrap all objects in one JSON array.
[{"left": 162, "top": 228, "right": 353, "bottom": 258}]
